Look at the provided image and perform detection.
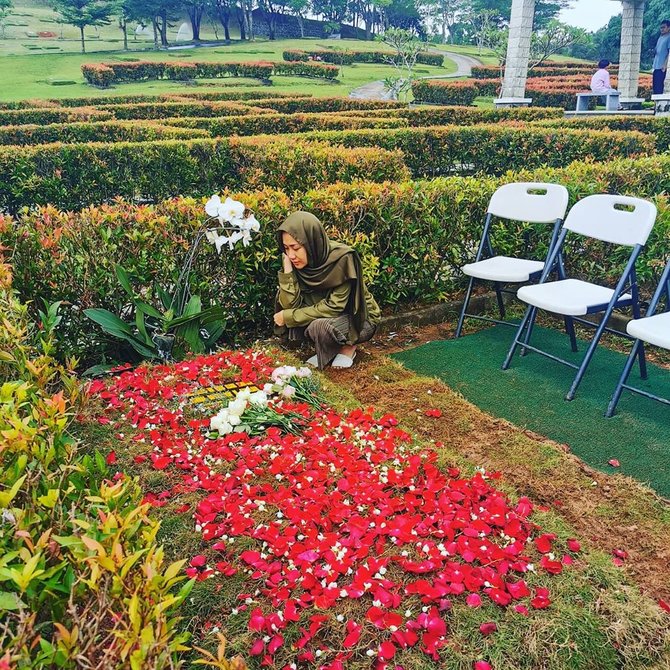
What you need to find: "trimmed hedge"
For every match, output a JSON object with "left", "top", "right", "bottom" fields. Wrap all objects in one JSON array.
[
  {"left": 337, "top": 106, "right": 564, "bottom": 125},
  {"left": 82, "top": 60, "right": 338, "bottom": 87},
  {"left": 282, "top": 48, "right": 444, "bottom": 67},
  {"left": 531, "top": 116, "right": 670, "bottom": 153},
  {"left": 164, "top": 112, "right": 409, "bottom": 136},
  {"left": 0, "top": 106, "right": 113, "bottom": 127},
  {"left": 6, "top": 155, "right": 670, "bottom": 363},
  {"left": 0, "top": 136, "right": 408, "bottom": 212},
  {"left": 0, "top": 120, "right": 208, "bottom": 146},
  {"left": 411, "top": 80, "right": 479, "bottom": 105},
  {"left": 237, "top": 96, "right": 405, "bottom": 114},
  {"left": 294, "top": 124, "right": 654, "bottom": 177},
  {"left": 471, "top": 64, "right": 619, "bottom": 79},
  {"left": 94, "top": 100, "right": 270, "bottom": 120}
]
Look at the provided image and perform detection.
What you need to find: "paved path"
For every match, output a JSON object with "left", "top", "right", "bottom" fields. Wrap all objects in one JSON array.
[{"left": 348, "top": 50, "right": 482, "bottom": 100}]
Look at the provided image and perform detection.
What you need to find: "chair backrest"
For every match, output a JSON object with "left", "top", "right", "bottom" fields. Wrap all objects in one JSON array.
[
  {"left": 564, "top": 194, "right": 657, "bottom": 246},
  {"left": 487, "top": 182, "right": 569, "bottom": 223}
]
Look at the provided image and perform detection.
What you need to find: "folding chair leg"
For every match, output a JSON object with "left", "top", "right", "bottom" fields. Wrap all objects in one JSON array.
[
  {"left": 494, "top": 282, "right": 506, "bottom": 320},
  {"left": 455, "top": 276, "right": 476, "bottom": 339},
  {"left": 637, "top": 341, "right": 648, "bottom": 380},
  {"left": 606, "top": 339, "right": 643, "bottom": 417},
  {"left": 502, "top": 305, "right": 534, "bottom": 370},
  {"left": 564, "top": 316, "right": 578, "bottom": 352},
  {"left": 519, "top": 306, "right": 538, "bottom": 357},
  {"left": 566, "top": 311, "right": 611, "bottom": 401}
]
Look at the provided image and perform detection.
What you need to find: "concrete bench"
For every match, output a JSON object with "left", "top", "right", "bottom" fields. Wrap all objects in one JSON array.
[{"left": 575, "top": 91, "right": 620, "bottom": 112}]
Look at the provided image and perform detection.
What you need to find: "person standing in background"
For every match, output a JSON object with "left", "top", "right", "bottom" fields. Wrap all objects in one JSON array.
[{"left": 653, "top": 20, "right": 670, "bottom": 94}]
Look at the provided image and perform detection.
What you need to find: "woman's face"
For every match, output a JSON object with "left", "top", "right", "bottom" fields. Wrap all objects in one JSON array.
[{"left": 282, "top": 232, "right": 308, "bottom": 269}]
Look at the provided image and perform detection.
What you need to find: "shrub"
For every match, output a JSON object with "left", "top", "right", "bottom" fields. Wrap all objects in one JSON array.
[
  {"left": 0, "top": 259, "right": 194, "bottom": 667},
  {"left": 237, "top": 96, "right": 404, "bottom": 114},
  {"left": 411, "top": 79, "right": 479, "bottom": 105},
  {"left": 296, "top": 124, "right": 654, "bottom": 177},
  {"left": 0, "top": 137, "right": 408, "bottom": 212},
  {"left": 471, "top": 63, "right": 620, "bottom": 79},
  {"left": 0, "top": 120, "right": 208, "bottom": 145},
  {"left": 282, "top": 48, "right": 444, "bottom": 66},
  {"left": 0, "top": 106, "right": 113, "bottom": 127},
  {"left": 81, "top": 60, "right": 339, "bottom": 87},
  {"left": 165, "top": 112, "right": 409, "bottom": 136},
  {"left": 531, "top": 116, "right": 670, "bottom": 153},
  {"left": 337, "top": 105, "right": 564, "bottom": 124},
  {"left": 6, "top": 157, "right": 670, "bottom": 364},
  {"left": 96, "top": 100, "right": 268, "bottom": 120}
]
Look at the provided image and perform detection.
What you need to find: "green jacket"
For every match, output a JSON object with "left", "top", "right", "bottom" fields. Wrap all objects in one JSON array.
[{"left": 277, "top": 270, "right": 381, "bottom": 330}]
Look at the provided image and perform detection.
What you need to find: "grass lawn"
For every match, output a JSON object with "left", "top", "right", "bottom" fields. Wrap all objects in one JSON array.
[{"left": 0, "top": 38, "right": 462, "bottom": 102}]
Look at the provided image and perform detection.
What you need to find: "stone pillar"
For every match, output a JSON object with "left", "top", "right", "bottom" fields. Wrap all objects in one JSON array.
[
  {"left": 618, "top": 0, "right": 645, "bottom": 108},
  {"left": 495, "top": 0, "right": 535, "bottom": 107}
]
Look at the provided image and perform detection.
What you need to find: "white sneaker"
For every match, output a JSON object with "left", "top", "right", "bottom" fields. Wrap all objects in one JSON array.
[
  {"left": 306, "top": 354, "right": 318, "bottom": 367},
  {"left": 332, "top": 352, "right": 356, "bottom": 369}
]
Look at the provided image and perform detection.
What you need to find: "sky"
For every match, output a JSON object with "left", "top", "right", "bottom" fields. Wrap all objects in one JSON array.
[{"left": 559, "top": 0, "right": 620, "bottom": 32}]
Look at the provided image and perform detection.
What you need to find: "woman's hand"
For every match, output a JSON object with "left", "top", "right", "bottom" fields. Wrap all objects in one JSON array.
[
  {"left": 274, "top": 311, "right": 285, "bottom": 327},
  {"left": 282, "top": 253, "right": 293, "bottom": 273}
]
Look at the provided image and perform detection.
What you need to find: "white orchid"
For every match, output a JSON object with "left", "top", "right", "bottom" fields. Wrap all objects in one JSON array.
[{"left": 204, "top": 195, "right": 261, "bottom": 255}]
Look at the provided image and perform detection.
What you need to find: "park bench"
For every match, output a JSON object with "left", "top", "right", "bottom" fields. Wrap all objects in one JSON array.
[{"left": 575, "top": 90, "right": 620, "bottom": 112}]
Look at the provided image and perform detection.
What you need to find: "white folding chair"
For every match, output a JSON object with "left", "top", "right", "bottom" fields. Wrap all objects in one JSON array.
[
  {"left": 606, "top": 258, "right": 670, "bottom": 416},
  {"left": 455, "top": 182, "right": 569, "bottom": 338},
  {"left": 502, "top": 194, "right": 657, "bottom": 401}
]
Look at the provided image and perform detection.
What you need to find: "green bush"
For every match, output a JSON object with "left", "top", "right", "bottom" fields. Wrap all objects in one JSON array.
[
  {"left": 470, "top": 63, "right": 619, "bottom": 79},
  {"left": 97, "top": 100, "right": 269, "bottom": 120},
  {"left": 337, "top": 105, "right": 564, "bottom": 124},
  {"left": 0, "top": 120, "right": 208, "bottom": 145},
  {"left": 531, "top": 116, "right": 670, "bottom": 153},
  {"left": 295, "top": 124, "right": 654, "bottom": 177},
  {"left": 0, "top": 261, "right": 194, "bottom": 667},
  {"left": 82, "top": 60, "right": 339, "bottom": 87},
  {"left": 282, "top": 48, "right": 444, "bottom": 66},
  {"left": 6, "top": 156, "right": 670, "bottom": 364},
  {"left": 0, "top": 106, "right": 113, "bottom": 127},
  {"left": 240, "top": 96, "right": 404, "bottom": 114},
  {"left": 0, "top": 136, "right": 408, "bottom": 212},
  {"left": 411, "top": 79, "right": 479, "bottom": 105},
  {"left": 164, "top": 112, "right": 409, "bottom": 136}
]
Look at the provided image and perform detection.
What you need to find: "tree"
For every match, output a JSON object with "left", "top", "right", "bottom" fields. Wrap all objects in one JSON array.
[
  {"left": 211, "top": 0, "right": 234, "bottom": 40},
  {"left": 423, "top": 0, "right": 465, "bottom": 43},
  {"left": 184, "top": 0, "right": 209, "bottom": 40},
  {"left": 116, "top": 0, "right": 145, "bottom": 50},
  {"left": 469, "top": 0, "right": 571, "bottom": 30},
  {"left": 285, "top": 0, "right": 308, "bottom": 37},
  {"left": 379, "top": 26, "right": 426, "bottom": 100},
  {"left": 0, "top": 0, "right": 13, "bottom": 39},
  {"left": 530, "top": 20, "right": 586, "bottom": 67},
  {"left": 51, "top": 0, "right": 115, "bottom": 53}
]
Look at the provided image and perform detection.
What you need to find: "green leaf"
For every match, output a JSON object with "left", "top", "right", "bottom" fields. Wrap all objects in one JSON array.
[
  {"left": 0, "top": 591, "right": 24, "bottom": 611},
  {"left": 84, "top": 309, "right": 157, "bottom": 358},
  {"left": 115, "top": 265, "right": 133, "bottom": 297}
]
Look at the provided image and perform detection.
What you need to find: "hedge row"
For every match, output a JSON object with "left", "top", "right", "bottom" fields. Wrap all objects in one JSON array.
[
  {"left": 165, "top": 112, "right": 409, "bottom": 136},
  {"left": 6, "top": 154, "right": 670, "bottom": 363},
  {"left": 0, "top": 89, "right": 312, "bottom": 109},
  {"left": 0, "top": 120, "right": 208, "bottom": 146},
  {"left": 236, "top": 96, "right": 404, "bottom": 114},
  {"left": 0, "top": 137, "right": 408, "bottom": 212},
  {"left": 531, "top": 116, "right": 670, "bottom": 153},
  {"left": 0, "top": 106, "right": 113, "bottom": 127},
  {"left": 471, "top": 64, "right": 619, "bottom": 79},
  {"left": 282, "top": 48, "right": 444, "bottom": 67},
  {"left": 82, "top": 60, "right": 338, "bottom": 87},
  {"left": 92, "top": 100, "right": 269, "bottom": 120},
  {"left": 337, "top": 105, "right": 564, "bottom": 124},
  {"left": 295, "top": 124, "right": 654, "bottom": 177},
  {"left": 411, "top": 80, "right": 479, "bottom": 105}
]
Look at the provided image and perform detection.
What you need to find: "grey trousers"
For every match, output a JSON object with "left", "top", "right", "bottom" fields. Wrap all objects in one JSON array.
[{"left": 289, "top": 315, "right": 376, "bottom": 370}]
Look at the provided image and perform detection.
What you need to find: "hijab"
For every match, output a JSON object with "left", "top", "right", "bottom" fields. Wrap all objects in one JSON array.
[{"left": 277, "top": 212, "right": 369, "bottom": 341}]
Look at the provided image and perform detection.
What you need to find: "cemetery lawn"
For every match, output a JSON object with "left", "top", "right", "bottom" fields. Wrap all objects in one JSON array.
[
  {"left": 77, "top": 348, "right": 670, "bottom": 668},
  {"left": 0, "top": 38, "right": 459, "bottom": 102}
]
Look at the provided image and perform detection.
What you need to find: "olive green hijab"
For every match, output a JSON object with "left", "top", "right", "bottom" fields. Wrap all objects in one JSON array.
[{"left": 277, "top": 211, "right": 369, "bottom": 341}]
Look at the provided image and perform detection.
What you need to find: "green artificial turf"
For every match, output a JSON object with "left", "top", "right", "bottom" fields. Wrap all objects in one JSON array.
[{"left": 393, "top": 324, "right": 670, "bottom": 497}]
